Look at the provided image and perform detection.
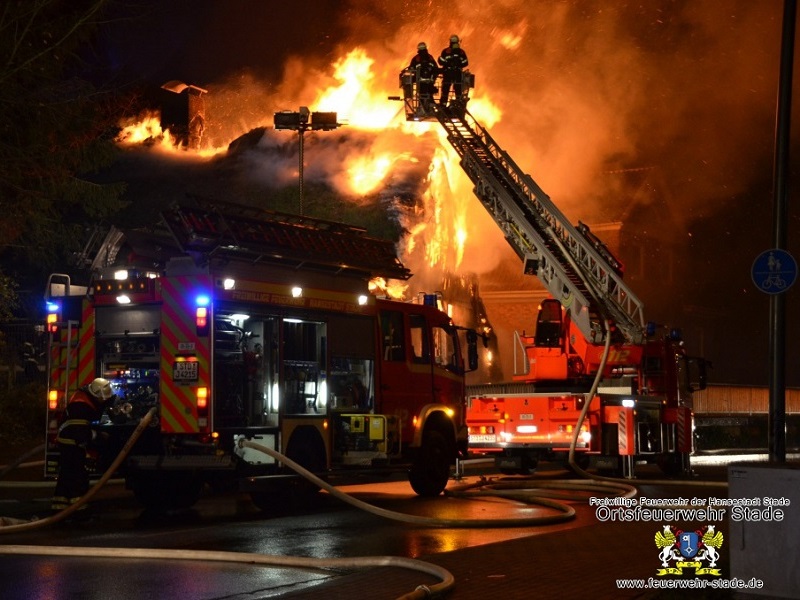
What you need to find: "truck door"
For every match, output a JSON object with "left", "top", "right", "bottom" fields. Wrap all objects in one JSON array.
[
  {"left": 378, "top": 309, "right": 433, "bottom": 439},
  {"left": 430, "top": 322, "right": 464, "bottom": 406}
]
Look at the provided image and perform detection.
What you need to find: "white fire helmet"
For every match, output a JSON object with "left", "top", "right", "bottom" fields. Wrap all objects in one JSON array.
[
  {"left": 450, "top": 34, "right": 460, "bottom": 45},
  {"left": 417, "top": 42, "right": 427, "bottom": 51},
  {"left": 88, "top": 377, "right": 114, "bottom": 401}
]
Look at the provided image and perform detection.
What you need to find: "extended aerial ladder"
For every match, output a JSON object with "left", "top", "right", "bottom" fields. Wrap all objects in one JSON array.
[
  {"left": 393, "top": 67, "right": 706, "bottom": 477},
  {"left": 393, "top": 70, "right": 646, "bottom": 350}
]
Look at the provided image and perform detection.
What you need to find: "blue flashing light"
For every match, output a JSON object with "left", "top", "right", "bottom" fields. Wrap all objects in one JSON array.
[
  {"left": 195, "top": 294, "right": 211, "bottom": 307},
  {"left": 46, "top": 301, "right": 60, "bottom": 313},
  {"left": 645, "top": 322, "right": 657, "bottom": 337}
]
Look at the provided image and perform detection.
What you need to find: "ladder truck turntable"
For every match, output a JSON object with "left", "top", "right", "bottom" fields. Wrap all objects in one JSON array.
[
  {"left": 394, "top": 67, "right": 708, "bottom": 477},
  {"left": 43, "top": 198, "right": 482, "bottom": 510}
]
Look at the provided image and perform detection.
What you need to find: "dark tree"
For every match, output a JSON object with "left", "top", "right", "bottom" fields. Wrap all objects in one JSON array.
[{"left": 0, "top": 0, "right": 129, "bottom": 313}]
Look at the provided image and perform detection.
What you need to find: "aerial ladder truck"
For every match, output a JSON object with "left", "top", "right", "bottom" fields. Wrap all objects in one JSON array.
[{"left": 393, "top": 66, "right": 707, "bottom": 477}]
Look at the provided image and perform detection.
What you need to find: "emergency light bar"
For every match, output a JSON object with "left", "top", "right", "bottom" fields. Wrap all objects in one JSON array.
[{"left": 92, "top": 278, "right": 158, "bottom": 304}]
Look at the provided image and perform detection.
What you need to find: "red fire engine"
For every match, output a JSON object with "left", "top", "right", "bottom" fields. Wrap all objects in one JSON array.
[
  {"left": 395, "top": 67, "right": 708, "bottom": 477},
  {"left": 44, "top": 199, "right": 478, "bottom": 509}
]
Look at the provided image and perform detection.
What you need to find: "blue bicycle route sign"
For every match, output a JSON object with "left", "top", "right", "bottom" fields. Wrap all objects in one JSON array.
[{"left": 751, "top": 248, "right": 798, "bottom": 294}]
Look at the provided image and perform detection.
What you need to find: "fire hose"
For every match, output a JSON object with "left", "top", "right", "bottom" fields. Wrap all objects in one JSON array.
[
  {"left": 239, "top": 438, "right": 637, "bottom": 527},
  {"left": 0, "top": 408, "right": 457, "bottom": 599},
  {"left": 0, "top": 406, "right": 158, "bottom": 531},
  {"left": 0, "top": 338, "right": 709, "bottom": 600},
  {"left": 0, "top": 409, "right": 637, "bottom": 600},
  {"left": 0, "top": 443, "right": 45, "bottom": 481},
  {"left": 565, "top": 318, "right": 727, "bottom": 491}
]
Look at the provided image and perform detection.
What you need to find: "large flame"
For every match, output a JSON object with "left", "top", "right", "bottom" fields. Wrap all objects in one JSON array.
[
  {"left": 115, "top": 43, "right": 503, "bottom": 300},
  {"left": 314, "top": 48, "right": 399, "bottom": 130},
  {"left": 116, "top": 111, "right": 173, "bottom": 148}
]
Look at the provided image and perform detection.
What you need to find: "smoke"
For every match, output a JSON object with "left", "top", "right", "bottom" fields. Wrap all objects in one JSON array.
[{"left": 111, "top": 1, "right": 794, "bottom": 382}]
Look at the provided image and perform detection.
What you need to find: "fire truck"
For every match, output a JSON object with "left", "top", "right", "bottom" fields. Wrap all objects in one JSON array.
[
  {"left": 44, "top": 199, "right": 478, "bottom": 509},
  {"left": 394, "top": 67, "right": 708, "bottom": 477}
]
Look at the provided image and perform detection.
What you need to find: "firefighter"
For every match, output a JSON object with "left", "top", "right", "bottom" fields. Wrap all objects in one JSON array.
[
  {"left": 438, "top": 34, "right": 469, "bottom": 105},
  {"left": 51, "top": 377, "right": 115, "bottom": 514},
  {"left": 408, "top": 42, "right": 439, "bottom": 107}
]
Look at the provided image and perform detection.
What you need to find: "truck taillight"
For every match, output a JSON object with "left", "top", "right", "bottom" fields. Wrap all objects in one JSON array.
[
  {"left": 468, "top": 425, "right": 495, "bottom": 434},
  {"left": 46, "top": 301, "right": 60, "bottom": 333},
  {"left": 48, "top": 390, "right": 59, "bottom": 410},
  {"left": 46, "top": 313, "right": 59, "bottom": 334},
  {"left": 197, "top": 387, "right": 208, "bottom": 411},
  {"left": 196, "top": 306, "right": 208, "bottom": 333}
]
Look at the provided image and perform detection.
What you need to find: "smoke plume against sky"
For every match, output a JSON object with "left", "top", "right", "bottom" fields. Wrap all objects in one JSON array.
[{"left": 107, "top": 0, "right": 798, "bottom": 384}]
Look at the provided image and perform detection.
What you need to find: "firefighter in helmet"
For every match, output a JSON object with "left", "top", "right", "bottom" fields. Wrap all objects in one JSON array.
[
  {"left": 51, "top": 377, "right": 115, "bottom": 514},
  {"left": 408, "top": 42, "right": 439, "bottom": 106},
  {"left": 438, "top": 34, "right": 469, "bottom": 105}
]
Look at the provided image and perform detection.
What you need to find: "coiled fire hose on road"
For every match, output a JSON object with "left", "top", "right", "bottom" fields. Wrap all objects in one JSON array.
[
  {"left": 0, "top": 407, "right": 457, "bottom": 599},
  {"left": 239, "top": 439, "right": 637, "bottom": 527},
  {"left": 0, "top": 328, "right": 706, "bottom": 600},
  {"left": 0, "top": 545, "right": 453, "bottom": 600},
  {"left": 0, "top": 404, "right": 637, "bottom": 600}
]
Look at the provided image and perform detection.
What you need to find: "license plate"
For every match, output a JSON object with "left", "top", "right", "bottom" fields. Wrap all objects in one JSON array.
[
  {"left": 469, "top": 434, "right": 497, "bottom": 443},
  {"left": 173, "top": 360, "right": 198, "bottom": 382}
]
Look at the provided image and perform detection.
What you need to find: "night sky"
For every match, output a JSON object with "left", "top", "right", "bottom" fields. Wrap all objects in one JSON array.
[{"left": 94, "top": 0, "right": 800, "bottom": 387}]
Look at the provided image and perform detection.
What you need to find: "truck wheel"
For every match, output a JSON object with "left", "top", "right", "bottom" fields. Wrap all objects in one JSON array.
[
  {"left": 129, "top": 472, "right": 204, "bottom": 510},
  {"left": 409, "top": 429, "right": 451, "bottom": 497},
  {"left": 499, "top": 453, "right": 538, "bottom": 475},
  {"left": 657, "top": 452, "right": 688, "bottom": 477},
  {"left": 568, "top": 453, "right": 591, "bottom": 473}
]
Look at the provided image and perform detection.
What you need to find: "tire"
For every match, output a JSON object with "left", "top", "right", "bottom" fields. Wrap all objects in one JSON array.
[
  {"left": 499, "top": 453, "right": 537, "bottom": 476},
  {"left": 569, "top": 453, "right": 591, "bottom": 473},
  {"left": 658, "top": 452, "right": 689, "bottom": 477},
  {"left": 129, "top": 471, "right": 204, "bottom": 510},
  {"left": 409, "top": 429, "right": 451, "bottom": 497}
]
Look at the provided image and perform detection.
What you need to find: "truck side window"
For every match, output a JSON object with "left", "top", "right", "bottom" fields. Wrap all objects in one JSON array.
[
  {"left": 433, "top": 325, "right": 461, "bottom": 372},
  {"left": 409, "top": 314, "right": 429, "bottom": 364},
  {"left": 380, "top": 310, "right": 405, "bottom": 361},
  {"left": 535, "top": 299, "right": 562, "bottom": 348}
]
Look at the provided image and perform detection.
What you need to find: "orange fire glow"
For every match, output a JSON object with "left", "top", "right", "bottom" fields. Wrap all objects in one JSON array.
[
  {"left": 369, "top": 277, "right": 409, "bottom": 300},
  {"left": 115, "top": 44, "right": 507, "bottom": 301},
  {"left": 314, "top": 48, "right": 400, "bottom": 130},
  {"left": 116, "top": 111, "right": 172, "bottom": 147}
]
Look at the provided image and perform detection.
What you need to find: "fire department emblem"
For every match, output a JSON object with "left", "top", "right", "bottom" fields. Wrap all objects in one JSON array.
[{"left": 654, "top": 525, "right": 723, "bottom": 576}]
